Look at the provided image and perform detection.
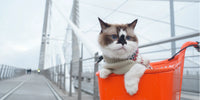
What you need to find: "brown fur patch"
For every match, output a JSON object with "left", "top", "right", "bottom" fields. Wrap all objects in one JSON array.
[{"left": 98, "top": 23, "right": 138, "bottom": 47}]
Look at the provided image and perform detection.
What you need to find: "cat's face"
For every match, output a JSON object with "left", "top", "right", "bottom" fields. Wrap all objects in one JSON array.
[{"left": 98, "top": 18, "right": 138, "bottom": 59}]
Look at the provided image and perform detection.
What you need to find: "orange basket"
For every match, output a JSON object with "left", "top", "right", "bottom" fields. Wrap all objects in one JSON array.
[{"left": 96, "top": 41, "right": 199, "bottom": 100}]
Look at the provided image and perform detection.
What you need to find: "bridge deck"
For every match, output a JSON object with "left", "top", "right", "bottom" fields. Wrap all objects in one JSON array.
[
  {"left": 0, "top": 74, "right": 57, "bottom": 100},
  {"left": 0, "top": 74, "right": 199, "bottom": 100},
  {"left": 0, "top": 74, "right": 93, "bottom": 100}
]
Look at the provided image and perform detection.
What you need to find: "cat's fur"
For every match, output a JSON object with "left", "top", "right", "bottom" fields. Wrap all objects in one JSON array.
[{"left": 98, "top": 18, "right": 150, "bottom": 95}]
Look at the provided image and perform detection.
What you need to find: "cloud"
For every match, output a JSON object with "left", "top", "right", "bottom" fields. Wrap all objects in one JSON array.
[{"left": 10, "top": 45, "right": 29, "bottom": 52}]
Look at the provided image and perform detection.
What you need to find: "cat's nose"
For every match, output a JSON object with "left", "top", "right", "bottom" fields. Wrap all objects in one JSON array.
[{"left": 117, "top": 35, "right": 127, "bottom": 45}]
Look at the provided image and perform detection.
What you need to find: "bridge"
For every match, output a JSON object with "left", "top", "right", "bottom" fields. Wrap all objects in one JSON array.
[{"left": 0, "top": 0, "right": 200, "bottom": 100}]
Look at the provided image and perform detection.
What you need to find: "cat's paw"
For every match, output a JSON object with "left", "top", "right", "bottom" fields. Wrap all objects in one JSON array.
[
  {"left": 137, "top": 56, "right": 152, "bottom": 69},
  {"left": 124, "top": 78, "right": 139, "bottom": 95},
  {"left": 100, "top": 69, "right": 112, "bottom": 79},
  {"left": 142, "top": 57, "right": 150, "bottom": 66},
  {"left": 142, "top": 58, "right": 153, "bottom": 69},
  {"left": 124, "top": 64, "right": 146, "bottom": 95}
]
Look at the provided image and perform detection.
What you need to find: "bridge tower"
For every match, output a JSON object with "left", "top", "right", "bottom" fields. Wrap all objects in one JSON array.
[
  {"left": 38, "top": 0, "right": 51, "bottom": 70},
  {"left": 71, "top": 0, "right": 80, "bottom": 69}
]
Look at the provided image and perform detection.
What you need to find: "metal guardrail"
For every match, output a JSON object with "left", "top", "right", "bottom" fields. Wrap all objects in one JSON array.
[
  {"left": 42, "top": 64, "right": 66, "bottom": 92},
  {"left": 139, "top": 33, "right": 200, "bottom": 48},
  {"left": 43, "top": 33, "right": 199, "bottom": 100},
  {"left": 71, "top": 53, "right": 99, "bottom": 100},
  {"left": 43, "top": 0, "right": 200, "bottom": 99},
  {"left": 43, "top": 52, "right": 100, "bottom": 100},
  {"left": 0, "top": 64, "right": 26, "bottom": 80}
]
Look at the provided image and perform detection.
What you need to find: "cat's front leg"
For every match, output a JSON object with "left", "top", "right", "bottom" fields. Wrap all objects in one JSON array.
[
  {"left": 124, "top": 63, "right": 146, "bottom": 95},
  {"left": 100, "top": 68, "right": 112, "bottom": 79}
]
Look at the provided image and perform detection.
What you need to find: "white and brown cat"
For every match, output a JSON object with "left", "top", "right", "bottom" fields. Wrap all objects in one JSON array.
[{"left": 98, "top": 18, "right": 150, "bottom": 95}]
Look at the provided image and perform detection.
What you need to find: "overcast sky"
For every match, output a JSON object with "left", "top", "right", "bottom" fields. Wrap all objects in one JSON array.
[
  {"left": 0, "top": 0, "right": 44, "bottom": 69},
  {"left": 0, "top": 0, "right": 72, "bottom": 69},
  {"left": 0, "top": 0, "right": 199, "bottom": 70}
]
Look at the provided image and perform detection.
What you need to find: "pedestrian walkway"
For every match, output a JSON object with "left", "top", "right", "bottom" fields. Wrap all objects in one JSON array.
[
  {"left": 48, "top": 76, "right": 93, "bottom": 100},
  {"left": 181, "top": 91, "right": 200, "bottom": 100},
  {"left": 0, "top": 74, "right": 57, "bottom": 100},
  {"left": 0, "top": 74, "right": 93, "bottom": 100}
]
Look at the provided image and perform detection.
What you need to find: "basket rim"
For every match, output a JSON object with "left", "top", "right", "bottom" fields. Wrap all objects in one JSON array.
[{"left": 96, "top": 67, "right": 175, "bottom": 77}]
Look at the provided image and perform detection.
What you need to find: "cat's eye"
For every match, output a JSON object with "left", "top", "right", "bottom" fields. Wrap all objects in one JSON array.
[
  {"left": 111, "top": 34, "right": 118, "bottom": 40},
  {"left": 126, "top": 36, "right": 131, "bottom": 40}
]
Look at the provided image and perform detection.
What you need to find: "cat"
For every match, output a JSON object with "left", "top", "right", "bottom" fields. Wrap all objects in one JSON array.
[{"left": 97, "top": 18, "right": 150, "bottom": 95}]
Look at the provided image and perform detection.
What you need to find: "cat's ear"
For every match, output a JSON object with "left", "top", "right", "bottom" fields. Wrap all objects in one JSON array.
[
  {"left": 98, "top": 17, "right": 110, "bottom": 30},
  {"left": 128, "top": 19, "right": 138, "bottom": 29}
]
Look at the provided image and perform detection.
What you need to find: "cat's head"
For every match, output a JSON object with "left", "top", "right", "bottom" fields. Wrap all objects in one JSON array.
[{"left": 98, "top": 18, "right": 138, "bottom": 59}]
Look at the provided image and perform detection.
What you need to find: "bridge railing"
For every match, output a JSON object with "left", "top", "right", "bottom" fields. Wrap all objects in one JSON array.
[
  {"left": 43, "top": 0, "right": 200, "bottom": 97},
  {"left": 64, "top": 2, "right": 200, "bottom": 94},
  {"left": 0, "top": 64, "right": 26, "bottom": 80},
  {"left": 43, "top": 52, "right": 100, "bottom": 100},
  {"left": 42, "top": 33, "right": 199, "bottom": 100},
  {"left": 71, "top": 53, "right": 99, "bottom": 100},
  {"left": 42, "top": 1, "right": 200, "bottom": 99},
  {"left": 42, "top": 64, "right": 66, "bottom": 92},
  {"left": 73, "top": 36, "right": 200, "bottom": 95}
]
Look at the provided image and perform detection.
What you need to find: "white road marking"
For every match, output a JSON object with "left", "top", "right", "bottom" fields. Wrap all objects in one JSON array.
[{"left": 0, "top": 80, "right": 25, "bottom": 100}]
